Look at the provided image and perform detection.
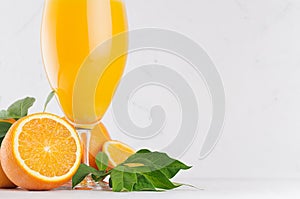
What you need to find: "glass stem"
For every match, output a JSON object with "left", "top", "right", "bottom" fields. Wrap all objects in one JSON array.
[
  {"left": 76, "top": 128, "right": 91, "bottom": 166},
  {"left": 75, "top": 128, "right": 98, "bottom": 189}
]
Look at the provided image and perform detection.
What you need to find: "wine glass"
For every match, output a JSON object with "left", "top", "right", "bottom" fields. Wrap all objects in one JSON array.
[{"left": 41, "top": 0, "right": 128, "bottom": 189}]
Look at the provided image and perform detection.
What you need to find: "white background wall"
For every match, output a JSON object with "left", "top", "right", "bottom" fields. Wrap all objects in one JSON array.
[{"left": 1, "top": 0, "right": 300, "bottom": 179}]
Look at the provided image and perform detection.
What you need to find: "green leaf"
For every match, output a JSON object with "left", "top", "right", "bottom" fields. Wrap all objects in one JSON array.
[
  {"left": 72, "top": 164, "right": 105, "bottom": 188},
  {"left": 109, "top": 177, "right": 112, "bottom": 188},
  {"left": 143, "top": 170, "right": 179, "bottom": 190},
  {"left": 123, "top": 150, "right": 191, "bottom": 179},
  {"left": 136, "top": 149, "right": 151, "bottom": 154},
  {"left": 133, "top": 173, "right": 156, "bottom": 191},
  {"left": 95, "top": 152, "right": 109, "bottom": 171},
  {"left": 0, "top": 137, "right": 3, "bottom": 147},
  {"left": 0, "top": 97, "right": 35, "bottom": 145},
  {"left": 0, "top": 110, "right": 18, "bottom": 120},
  {"left": 0, "top": 122, "right": 12, "bottom": 137},
  {"left": 0, "top": 122, "right": 12, "bottom": 146},
  {"left": 109, "top": 149, "right": 191, "bottom": 192},
  {"left": 43, "top": 91, "right": 55, "bottom": 112},
  {"left": 111, "top": 165, "right": 137, "bottom": 192},
  {"left": 91, "top": 174, "right": 99, "bottom": 182},
  {"left": 72, "top": 150, "right": 192, "bottom": 192},
  {"left": 160, "top": 159, "right": 191, "bottom": 179},
  {"left": 173, "top": 182, "right": 204, "bottom": 190},
  {"left": 0, "top": 110, "right": 8, "bottom": 120},
  {"left": 0, "top": 97, "right": 36, "bottom": 120},
  {"left": 110, "top": 164, "right": 179, "bottom": 192},
  {"left": 6, "top": 97, "right": 35, "bottom": 119}
]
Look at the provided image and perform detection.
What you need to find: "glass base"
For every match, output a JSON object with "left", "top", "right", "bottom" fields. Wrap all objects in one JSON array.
[
  {"left": 75, "top": 129, "right": 111, "bottom": 190},
  {"left": 74, "top": 175, "right": 110, "bottom": 190}
]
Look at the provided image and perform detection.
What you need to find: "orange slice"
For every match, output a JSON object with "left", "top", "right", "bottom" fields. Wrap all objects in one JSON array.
[
  {"left": 103, "top": 140, "right": 135, "bottom": 168},
  {"left": 0, "top": 113, "right": 82, "bottom": 190}
]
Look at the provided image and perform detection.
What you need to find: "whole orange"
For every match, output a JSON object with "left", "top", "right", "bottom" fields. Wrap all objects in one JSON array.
[
  {"left": 89, "top": 123, "right": 111, "bottom": 169},
  {"left": 0, "top": 153, "right": 16, "bottom": 188}
]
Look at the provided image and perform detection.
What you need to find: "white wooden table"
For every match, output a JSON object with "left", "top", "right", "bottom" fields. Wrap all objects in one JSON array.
[{"left": 1, "top": 179, "right": 299, "bottom": 199}]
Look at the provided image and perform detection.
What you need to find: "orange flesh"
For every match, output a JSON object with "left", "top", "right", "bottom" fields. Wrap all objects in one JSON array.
[
  {"left": 106, "top": 142, "right": 135, "bottom": 166},
  {"left": 17, "top": 118, "right": 78, "bottom": 177}
]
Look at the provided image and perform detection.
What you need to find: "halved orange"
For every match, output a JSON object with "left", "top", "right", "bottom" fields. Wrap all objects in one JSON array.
[
  {"left": 0, "top": 113, "right": 82, "bottom": 190},
  {"left": 103, "top": 140, "right": 135, "bottom": 168},
  {"left": 60, "top": 118, "right": 111, "bottom": 169}
]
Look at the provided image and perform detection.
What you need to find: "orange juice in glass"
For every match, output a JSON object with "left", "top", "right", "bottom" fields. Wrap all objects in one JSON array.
[{"left": 41, "top": 0, "right": 128, "bottom": 188}]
